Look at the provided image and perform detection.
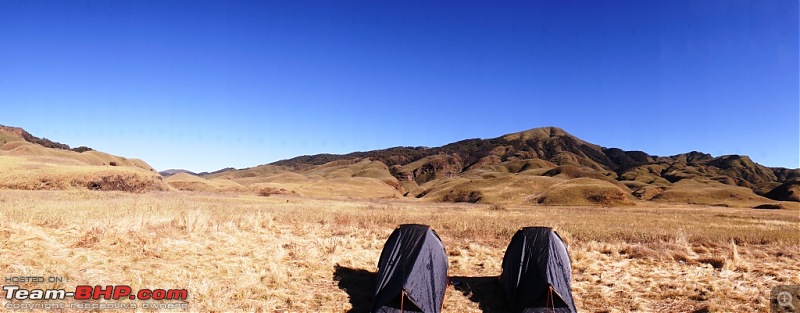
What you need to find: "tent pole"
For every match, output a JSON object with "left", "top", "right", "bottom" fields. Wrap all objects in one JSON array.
[{"left": 400, "top": 289, "right": 404, "bottom": 313}]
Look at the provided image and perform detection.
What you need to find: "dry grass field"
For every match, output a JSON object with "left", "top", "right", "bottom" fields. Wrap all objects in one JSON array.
[
  {"left": 0, "top": 140, "right": 167, "bottom": 193},
  {"left": 1, "top": 189, "right": 798, "bottom": 312}
]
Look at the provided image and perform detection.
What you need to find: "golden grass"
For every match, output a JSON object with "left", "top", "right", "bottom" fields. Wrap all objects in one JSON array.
[
  {"left": 251, "top": 177, "right": 402, "bottom": 199},
  {"left": 1, "top": 141, "right": 155, "bottom": 171},
  {"left": 0, "top": 130, "right": 22, "bottom": 146},
  {"left": 468, "top": 159, "right": 557, "bottom": 176},
  {"left": 165, "top": 173, "right": 246, "bottom": 192},
  {"left": 0, "top": 155, "right": 167, "bottom": 192},
  {"left": 202, "top": 159, "right": 403, "bottom": 199},
  {"left": 0, "top": 141, "right": 166, "bottom": 192},
  {"left": 205, "top": 164, "right": 289, "bottom": 180},
  {"left": 533, "top": 178, "right": 636, "bottom": 206},
  {"left": 1, "top": 190, "right": 797, "bottom": 312},
  {"left": 416, "top": 175, "right": 561, "bottom": 205},
  {"left": 653, "top": 179, "right": 777, "bottom": 207}
]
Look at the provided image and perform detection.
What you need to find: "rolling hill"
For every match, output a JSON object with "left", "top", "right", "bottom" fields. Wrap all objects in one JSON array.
[
  {"left": 204, "top": 126, "right": 799, "bottom": 207},
  {"left": 1, "top": 124, "right": 796, "bottom": 208},
  {"left": 0, "top": 125, "right": 168, "bottom": 192}
]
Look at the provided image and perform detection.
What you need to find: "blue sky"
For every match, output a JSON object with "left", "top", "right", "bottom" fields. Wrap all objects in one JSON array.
[{"left": 1, "top": 0, "right": 797, "bottom": 171}]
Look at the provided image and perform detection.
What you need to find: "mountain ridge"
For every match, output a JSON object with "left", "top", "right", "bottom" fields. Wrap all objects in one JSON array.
[{"left": 219, "top": 126, "right": 798, "bottom": 204}]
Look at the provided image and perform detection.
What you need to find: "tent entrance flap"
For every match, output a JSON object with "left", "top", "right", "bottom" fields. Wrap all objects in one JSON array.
[
  {"left": 372, "top": 224, "right": 448, "bottom": 313},
  {"left": 500, "top": 227, "right": 577, "bottom": 313}
]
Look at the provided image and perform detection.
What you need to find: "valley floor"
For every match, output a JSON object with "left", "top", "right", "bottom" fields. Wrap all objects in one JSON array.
[{"left": 1, "top": 190, "right": 798, "bottom": 312}]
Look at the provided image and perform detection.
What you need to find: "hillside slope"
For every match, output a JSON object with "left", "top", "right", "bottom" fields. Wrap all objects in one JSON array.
[{"left": 0, "top": 125, "right": 167, "bottom": 192}]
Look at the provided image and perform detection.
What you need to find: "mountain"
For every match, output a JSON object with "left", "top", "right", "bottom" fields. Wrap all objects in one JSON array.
[{"left": 209, "top": 126, "right": 798, "bottom": 207}]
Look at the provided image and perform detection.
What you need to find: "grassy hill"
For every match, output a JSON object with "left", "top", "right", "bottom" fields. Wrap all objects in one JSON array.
[
  {"left": 200, "top": 159, "right": 402, "bottom": 199},
  {"left": 0, "top": 125, "right": 167, "bottom": 192}
]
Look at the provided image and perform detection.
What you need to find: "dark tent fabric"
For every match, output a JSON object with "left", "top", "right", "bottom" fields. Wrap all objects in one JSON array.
[
  {"left": 372, "top": 224, "right": 448, "bottom": 313},
  {"left": 500, "top": 227, "right": 577, "bottom": 313}
]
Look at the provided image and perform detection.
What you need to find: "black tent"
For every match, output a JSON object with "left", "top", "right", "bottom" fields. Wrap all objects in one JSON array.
[
  {"left": 500, "top": 227, "right": 577, "bottom": 313},
  {"left": 372, "top": 224, "right": 448, "bottom": 313}
]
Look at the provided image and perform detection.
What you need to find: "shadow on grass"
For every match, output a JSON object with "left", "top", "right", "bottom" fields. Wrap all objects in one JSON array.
[
  {"left": 450, "top": 276, "right": 510, "bottom": 313},
  {"left": 333, "top": 264, "right": 377, "bottom": 313},
  {"left": 333, "top": 266, "right": 509, "bottom": 313}
]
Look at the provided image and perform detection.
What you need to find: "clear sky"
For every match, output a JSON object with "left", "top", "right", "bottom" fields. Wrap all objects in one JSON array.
[{"left": 1, "top": 0, "right": 797, "bottom": 172}]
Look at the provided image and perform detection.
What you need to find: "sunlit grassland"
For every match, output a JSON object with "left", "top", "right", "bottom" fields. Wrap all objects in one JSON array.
[{"left": 1, "top": 190, "right": 798, "bottom": 312}]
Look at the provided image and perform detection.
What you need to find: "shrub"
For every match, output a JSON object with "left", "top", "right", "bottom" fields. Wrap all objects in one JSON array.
[
  {"left": 72, "top": 146, "right": 94, "bottom": 153},
  {"left": 258, "top": 187, "right": 289, "bottom": 197},
  {"left": 442, "top": 190, "right": 483, "bottom": 203}
]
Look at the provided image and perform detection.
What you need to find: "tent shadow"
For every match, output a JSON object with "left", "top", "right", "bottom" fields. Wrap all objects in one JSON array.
[
  {"left": 333, "top": 264, "right": 376, "bottom": 313},
  {"left": 450, "top": 276, "right": 511, "bottom": 313}
]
